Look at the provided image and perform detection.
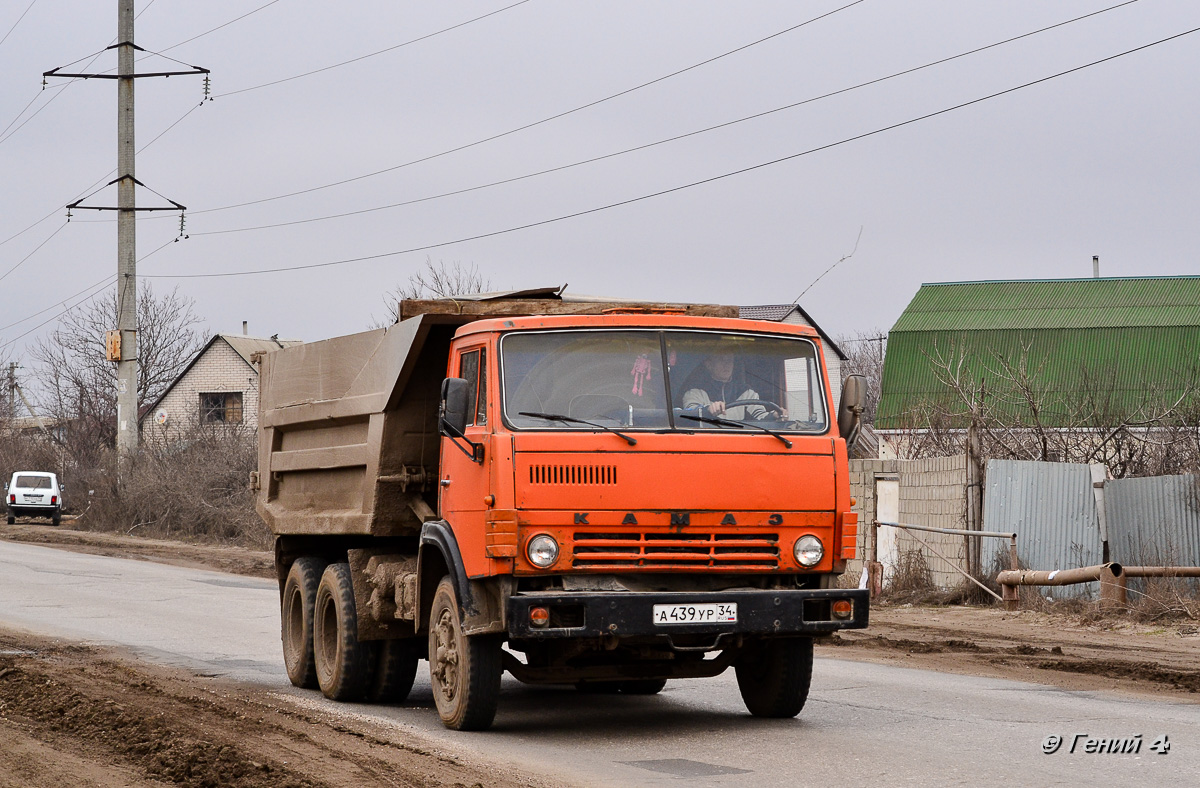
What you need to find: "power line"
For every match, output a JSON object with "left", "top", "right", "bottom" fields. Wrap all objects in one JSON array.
[
  {"left": 145, "top": 23, "right": 1200, "bottom": 281},
  {"left": 215, "top": 0, "right": 531, "bottom": 98},
  {"left": 155, "top": 0, "right": 281, "bottom": 54},
  {"left": 0, "top": 221, "right": 67, "bottom": 284},
  {"left": 0, "top": 0, "right": 38, "bottom": 50},
  {"left": 0, "top": 275, "right": 114, "bottom": 336},
  {"left": 191, "top": 0, "right": 866, "bottom": 216},
  {"left": 0, "top": 237, "right": 174, "bottom": 349},
  {"left": 192, "top": 0, "right": 1142, "bottom": 238}
]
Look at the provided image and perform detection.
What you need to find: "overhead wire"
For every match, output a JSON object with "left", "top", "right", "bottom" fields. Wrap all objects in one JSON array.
[
  {"left": 0, "top": 237, "right": 175, "bottom": 350},
  {"left": 192, "top": 0, "right": 1143, "bottom": 238},
  {"left": 145, "top": 23, "right": 1200, "bottom": 280},
  {"left": 0, "top": 221, "right": 68, "bottom": 284},
  {"left": 214, "top": 0, "right": 531, "bottom": 98},
  {"left": 0, "top": 0, "right": 38, "bottom": 50},
  {"left": 191, "top": 0, "right": 867, "bottom": 216}
]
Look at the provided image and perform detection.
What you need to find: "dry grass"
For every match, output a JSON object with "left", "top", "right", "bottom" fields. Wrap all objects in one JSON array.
[{"left": 2, "top": 427, "right": 268, "bottom": 549}]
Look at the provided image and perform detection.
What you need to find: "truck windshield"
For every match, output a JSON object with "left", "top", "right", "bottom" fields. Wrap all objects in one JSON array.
[{"left": 500, "top": 330, "right": 827, "bottom": 433}]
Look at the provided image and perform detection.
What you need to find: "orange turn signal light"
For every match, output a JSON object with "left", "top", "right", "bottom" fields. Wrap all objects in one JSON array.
[
  {"left": 530, "top": 606, "right": 550, "bottom": 627},
  {"left": 832, "top": 599, "right": 853, "bottom": 619}
]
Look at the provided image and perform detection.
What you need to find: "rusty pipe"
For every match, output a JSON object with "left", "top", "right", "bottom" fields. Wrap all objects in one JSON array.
[
  {"left": 1121, "top": 566, "right": 1200, "bottom": 578},
  {"left": 996, "top": 563, "right": 1123, "bottom": 587}
]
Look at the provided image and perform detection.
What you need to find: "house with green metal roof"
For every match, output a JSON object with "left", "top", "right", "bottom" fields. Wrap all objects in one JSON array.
[{"left": 876, "top": 277, "right": 1200, "bottom": 434}]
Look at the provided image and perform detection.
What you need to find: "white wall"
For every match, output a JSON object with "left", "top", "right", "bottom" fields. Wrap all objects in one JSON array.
[{"left": 143, "top": 339, "right": 258, "bottom": 444}]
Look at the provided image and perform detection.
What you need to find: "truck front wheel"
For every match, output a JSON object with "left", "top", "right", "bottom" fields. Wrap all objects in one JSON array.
[
  {"left": 428, "top": 576, "right": 501, "bottom": 730},
  {"left": 281, "top": 556, "right": 326, "bottom": 688},
  {"left": 734, "top": 637, "right": 813, "bottom": 718},
  {"left": 313, "top": 562, "right": 371, "bottom": 701}
]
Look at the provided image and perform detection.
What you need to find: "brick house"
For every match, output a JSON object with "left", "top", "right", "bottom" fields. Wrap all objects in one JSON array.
[{"left": 140, "top": 333, "right": 301, "bottom": 442}]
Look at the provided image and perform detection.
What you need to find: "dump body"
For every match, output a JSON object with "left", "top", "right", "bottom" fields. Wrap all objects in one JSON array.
[{"left": 257, "top": 296, "right": 868, "bottom": 730}]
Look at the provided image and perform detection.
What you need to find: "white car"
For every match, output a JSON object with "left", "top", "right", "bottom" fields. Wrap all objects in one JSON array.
[{"left": 6, "top": 471, "right": 63, "bottom": 526}]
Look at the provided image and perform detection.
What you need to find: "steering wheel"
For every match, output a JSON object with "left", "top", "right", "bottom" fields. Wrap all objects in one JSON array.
[{"left": 722, "top": 398, "right": 785, "bottom": 418}]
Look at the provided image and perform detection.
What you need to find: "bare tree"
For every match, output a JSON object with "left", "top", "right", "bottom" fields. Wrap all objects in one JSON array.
[
  {"left": 885, "top": 341, "right": 1200, "bottom": 477},
  {"left": 374, "top": 257, "right": 492, "bottom": 326},
  {"left": 29, "top": 285, "right": 207, "bottom": 452},
  {"left": 837, "top": 330, "right": 886, "bottom": 427}
]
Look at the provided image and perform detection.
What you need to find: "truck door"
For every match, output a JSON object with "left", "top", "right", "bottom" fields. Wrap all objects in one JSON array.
[{"left": 440, "top": 345, "right": 491, "bottom": 562}]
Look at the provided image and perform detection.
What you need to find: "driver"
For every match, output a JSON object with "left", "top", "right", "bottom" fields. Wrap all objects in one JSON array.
[{"left": 680, "top": 351, "right": 785, "bottom": 421}]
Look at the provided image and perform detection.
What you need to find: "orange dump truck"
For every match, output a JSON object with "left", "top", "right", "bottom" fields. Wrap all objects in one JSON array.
[{"left": 256, "top": 294, "right": 868, "bottom": 730}]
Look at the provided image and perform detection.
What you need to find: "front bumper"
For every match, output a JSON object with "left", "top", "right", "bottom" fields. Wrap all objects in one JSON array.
[{"left": 507, "top": 587, "right": 869, "bottom": 639}]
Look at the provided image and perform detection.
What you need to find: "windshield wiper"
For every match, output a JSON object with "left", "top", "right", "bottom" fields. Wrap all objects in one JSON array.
[
  {"left": 677, "top": 413, "right": 792, "bottom": 448},
  {"left": 518, "top": 411, "right": 638, "bottom": 446}
]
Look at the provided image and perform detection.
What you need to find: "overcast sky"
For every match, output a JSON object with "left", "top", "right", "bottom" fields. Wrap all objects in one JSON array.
[{"left": 2, "top": 0, "right": 1198, "bottom": 362}]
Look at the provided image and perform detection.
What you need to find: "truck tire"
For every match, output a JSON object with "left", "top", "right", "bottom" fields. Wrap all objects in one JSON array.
[
  {"left": 6, "top": 515, "right": 13, "bottom": 525},
  {"left": 428, "top": 576, "right": 501, "bottom": 730},
  {"left": 367, "top": 638, "right": 420, "bottom": 703},
  {"left": 51, "top": 512, "right": 61, "bottom": 526},
  {"left": 734, "top": 637, "right": 813, "bottom": 718},
  {"left": 313, "top": 562, "right": 371, "bottom": 701},
  {"left": 281, "top": 557, "right": 326, "bottom": 689}
]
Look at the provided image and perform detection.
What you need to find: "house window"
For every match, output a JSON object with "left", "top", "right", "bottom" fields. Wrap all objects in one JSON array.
[{"left": 200, "top": 392, "right": 244, "bottom": 424}]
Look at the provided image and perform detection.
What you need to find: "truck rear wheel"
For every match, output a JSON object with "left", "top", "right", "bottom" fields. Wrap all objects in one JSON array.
[
  {"left": 281, "top": 557, "right": 326, "bottom": 689},
  {"left": 428, "top": 576, "right": 501, "bottom": 730},
  {"left": 313, "top": 562, "right": 371, "bottom": 701},
  {"left": 734, "top": 637, "right": 813, "bottom": 718},
  {"left": 367, "top": 638, "right": 420, "bottom": 703}
]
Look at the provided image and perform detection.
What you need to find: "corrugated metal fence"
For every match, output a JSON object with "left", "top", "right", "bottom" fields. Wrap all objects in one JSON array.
[
  {"left": 1106, "top": 474, "right": 1200, "bottom": 567},
  {"left": 984, "top": 459, "right": 1200, "bottom": 597}
]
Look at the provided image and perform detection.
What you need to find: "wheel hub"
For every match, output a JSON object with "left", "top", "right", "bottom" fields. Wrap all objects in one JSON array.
[{"left": 432, "top": 608, "right": 460, "bottom": 702}]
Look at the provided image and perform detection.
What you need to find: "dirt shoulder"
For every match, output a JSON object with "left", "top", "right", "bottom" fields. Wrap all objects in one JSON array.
[
  {"left": 0, "top": 628, "right": 547, "bottom": 788},
  {"left": 820, "top": 604, "right": 1200, "bottom": 700},
  {"left": 0, "top": 520, "right": 274, "bottom": 578}
]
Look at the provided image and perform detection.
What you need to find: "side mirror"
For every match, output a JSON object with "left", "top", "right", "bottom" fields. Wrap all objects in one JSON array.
[
  {"left": 837, "top": 374, "right": 865, "bottom": 448},
  {"left": 439, "top": 377, "right": 470, "bottom": 438}
]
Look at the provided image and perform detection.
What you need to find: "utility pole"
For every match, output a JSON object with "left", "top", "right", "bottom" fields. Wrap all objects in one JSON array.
[
  {"left": 6, "top": 362, "right": 16, "bottom": 421},
  {"left": 43, "top": 2, "right": 208, "bottom": 473},
  {"left": 116, "top": 0, "right": 137, "bottom": 459}
]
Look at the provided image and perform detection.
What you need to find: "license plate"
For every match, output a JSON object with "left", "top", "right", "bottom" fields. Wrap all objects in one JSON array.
[{"left": 652, "top": 602, "right": 737, "bottom": 625}]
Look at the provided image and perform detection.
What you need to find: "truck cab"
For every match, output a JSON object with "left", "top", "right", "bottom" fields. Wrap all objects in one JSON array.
[{"left": 258, "top": 298, "right": 867, "bottom": 730}]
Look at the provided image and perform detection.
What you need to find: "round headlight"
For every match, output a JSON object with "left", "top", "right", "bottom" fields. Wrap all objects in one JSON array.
[
  {"left": 794, "top": 535, "right": 824, "bottom": 568},
  {"left": 527, "top": 534, "right": 560, "bottom": 568}
]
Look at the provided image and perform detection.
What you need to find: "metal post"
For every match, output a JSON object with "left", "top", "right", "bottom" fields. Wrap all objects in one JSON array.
[
  {"left": 868, "top": 519, "right": 882, "bottom": 597},
  {"left": 116, "top": 0, "right": 138, "bottom": 462},
  {"left": 1002, "top": 534, "right": 1020, "bottom": 610}
]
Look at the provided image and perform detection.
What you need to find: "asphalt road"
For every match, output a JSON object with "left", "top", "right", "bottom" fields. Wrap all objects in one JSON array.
[{"left": 1, "top": 539, "right": 1195, "bottom": 787}]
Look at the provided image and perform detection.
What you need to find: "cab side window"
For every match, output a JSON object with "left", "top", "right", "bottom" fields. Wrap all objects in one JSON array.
[{"left": 458, "top": 348, "right": 488, "bottom": 426}]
